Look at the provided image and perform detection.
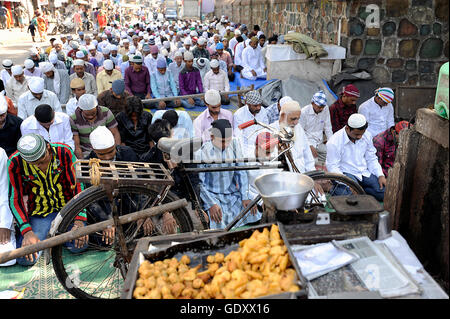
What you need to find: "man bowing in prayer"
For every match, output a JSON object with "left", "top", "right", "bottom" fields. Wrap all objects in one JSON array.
[
  {"left": 41, "top": 62, "right": 71, "bottom": 105},
  {"left": 196, "top": 119, "right": 257, "bottom": 230}
]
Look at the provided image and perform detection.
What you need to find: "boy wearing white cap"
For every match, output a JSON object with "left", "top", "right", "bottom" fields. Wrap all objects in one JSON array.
[
  {"left": 17, "top": 77, "right": 62, "bottom": 120},
  {"left": 203, "top": 59, "right": 230, "bottom": 105},
  {"left": 326, "top": 113, "right": 386, "bottom": 201},
  {"left": 5, "top": 66, "right": 29, "bottom": 106},
  {"left": 96, "top": 59, "right": 123, "bottom": 94},
  {"left": 23, "top": 59, "right": 42, "bottom": 78}
]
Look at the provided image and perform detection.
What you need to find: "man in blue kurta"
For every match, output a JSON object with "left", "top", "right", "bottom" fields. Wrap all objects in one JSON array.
[{"left": 196, "top": 119, "right": 261, "bottom": 230}]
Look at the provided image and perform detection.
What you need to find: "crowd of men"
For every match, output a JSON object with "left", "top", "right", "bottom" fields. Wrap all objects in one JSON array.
[{"left": 0, "top": 14, "right": 409, "bottom": 267}]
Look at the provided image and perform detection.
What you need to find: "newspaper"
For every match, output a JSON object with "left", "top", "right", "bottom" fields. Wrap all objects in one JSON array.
[{"left": 293, "top": 236, "right": 422, "bottom": 298}]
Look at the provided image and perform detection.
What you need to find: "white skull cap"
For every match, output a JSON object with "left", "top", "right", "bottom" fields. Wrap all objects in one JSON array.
[
  {"left": 90, "top": 126, "right": 115, "bottom": 150},
  {"left": 78, "top": 93, "right": 98, "bottom": 111}
]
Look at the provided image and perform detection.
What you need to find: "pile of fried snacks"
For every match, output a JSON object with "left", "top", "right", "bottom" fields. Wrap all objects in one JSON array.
[{"left": 133, "top": 224, "right": 300, "bottom": 299}]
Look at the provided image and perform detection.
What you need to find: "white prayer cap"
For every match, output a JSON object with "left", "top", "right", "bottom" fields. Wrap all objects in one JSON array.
[
  {"left": 0, "top": 94, "right": 7, "bottom": 114},
  {"left": 75, "top": 50, "right": 85, "bottom": 59},
  {"left": 53, "top": 39, "right": 63, "bottom": 46},
  {"left": 102, "top": 46, "right": 111, "bottom": 54},
  {"left": 40, "top": 62, "right": 54, "bottom": 73},
  {"left": 184, "top": 38, "right": 192, "bottom": 45},
  {"left": 210, "top": 59, "right": 219, "bottom": 68},
  {"left": 129, "top": 46, "right": 136, "bottom": 54},
  {"left": 78, "top": 93, "right": 98, "bottom": 111},
  {"left": 280, "top": 100, "right": 301, "bottom": 114},
  {"left": 11, "top": 65, "right": 24, "bottom": 76},
  {"left": 87, "top": 44, "right": 96, "bottom": 51},
  {"left": 279, "top": 96, "right": 293, "bottom": 106},
  {"left": 90, "top": 126, "right": 115, "bottom": 150},
  {"left": 28, "top": 77, "right": 45, "bottom": 93},
  {"left": 174, "top": 50, "right": 183, "bottom": 58},
  {"left": 183, "top": 51, "right": 194, "bottom": 61},
  {"left": 197, "top": 37, "right": 206, "bottom": 45},
  {"left": 24, "top": 59, "right": 35, "bottom": 69},
  {"left": 48, "top": 53, "right": 58, "bottom": 64},
  {"left": 347, "top": 113, "right": 367, "bottom": 129},
  {"left": 122, "top": 38, "right": 130, "bottom": 43},
  {"left": 110, "top": 44, "right": 118, "bottom": 51},
  {"left": 204, "top": 89, "right": 221, "bottom": 106},
  {"left": 73, "top": 59, "right": 85, "bottom": 66},
  {"left": 161, "top": 49, "right": 169, "bottom": 57},
  {"left": 103, "top": 59, "right": 114, "bottom": 70},
  {"left": 163, "top": 41, "right": 170, "bottom": 49},
  {"left": 234, "top": 29, "right": 241, "bottom": 36},
  {"left": 29, "top": 48, "right": 39, "bottom": 56}
]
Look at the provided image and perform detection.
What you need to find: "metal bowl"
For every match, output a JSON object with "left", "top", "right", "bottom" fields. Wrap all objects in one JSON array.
[{"left": 254, "top": 172, "right": 314, "bottom": 211}]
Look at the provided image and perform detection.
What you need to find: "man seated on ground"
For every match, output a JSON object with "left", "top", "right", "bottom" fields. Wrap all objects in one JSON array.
[
  {"left": 5, "top": 65, "right": 29, "bottom": 107},
  {"left": 20, "top": 104, "right": 75, "bottom": 150},
  {"left": 215, "top": 42, "right": 235, "bottom": 82},
  {"left": 326, "top": 113, "right": 386, "bottom": 202},
  {"left": 193, "top": 57, "right": 211, "bottom": 83},
  {"left": 70, "top": 93, "right": 121, "bottom": 159},
  {"left": 0, "top": 146, "right": 15, "bottom": 266},
  {"left": 196, "top": 119, "right": 257, "bottom": 230},
  {"left": 358, "top": 87, "right": 395, "bottom": 138},
  {"left": 124, "top": 55, "right": 151, "bottom": 100},
  {"left": 270, "top": 100, "right": 316, "bottom": 173},
  {"left": 66, "top": 78, "right": 86, "bottom": 117},
  {"left": 41, "top": 62, "right": 71, "bottom": 105},
  {"left": 96, "top": 59, "right": 123, "bottom": 95},
  {"left": 329, "top": 84, "right": 360, "bottom": 133},
  {"left": 203, "top": 59, "right": 230, "bottom": 105},
  {"left": 116, "top": 96, "right": 153, "bottom": 157},
  {"left": 192, "top": 37, "right": 210, "bottom": 60},
  {"left": 178, "top": 51, "right": 204, "bottom": 109},
  {"left": 241, "top": 36, "right": 266, "bottom": 81},
  {"left": 373, "top": 121, "right": 409, "bottom": 178},
  {"left": 233, "top": 90, "right": 269, "bottom": 155},
  {"left": 8, "top": 133, "right": 86, "bottom": 266},
  {"left": 194, "top": 89, "right": 234, "bottom": 142},
  {"left": 152, "top": 109, "right": 194, "bottom": 139},
  {"left": 17, "top": 77, "right": 62, "bottom": 120},
  {"left": 69, "top": 59, "right": 98, "bottom": 96},
  {"left": 150, "top": 58, "right": 181, "bottom": 110},
  {"left": 299, "top": 90, "right": 333, "bottom": 166},
  {"left": 97, "top": 79, "right": 131, "bottom": 117},
  {"left": 168, "top": 51, "right": 185, "bottom": 94},
  {"left": 0, "top": 95, "right": 22, "bottom": 157},
  {"left": 144, "top": 45, "right": 163, "bottom": 75}
]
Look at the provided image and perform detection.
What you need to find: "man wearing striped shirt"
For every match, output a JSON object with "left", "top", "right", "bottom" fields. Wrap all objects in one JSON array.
[{"left": 8, "top": 134, "right": 86, "bottom": 266}]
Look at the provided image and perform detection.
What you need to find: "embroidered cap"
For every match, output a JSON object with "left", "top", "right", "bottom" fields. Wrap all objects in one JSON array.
[{"left": 17, "top": 133, "right": 47, "bottom": 163}]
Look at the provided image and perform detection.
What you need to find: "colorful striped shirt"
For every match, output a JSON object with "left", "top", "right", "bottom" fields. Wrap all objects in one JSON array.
[
  {"left": 69, "top": 106, "right": 118, "bottom": 154},
  {"left": 8, "top": 143, "right": 85, "bottom": 236}
]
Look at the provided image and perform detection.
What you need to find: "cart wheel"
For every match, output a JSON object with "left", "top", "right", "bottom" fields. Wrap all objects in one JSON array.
[
  {"left": 304, "top": 172, "right": 366, "bottom": 210},
  {"left": 51, "top": 185, "right": 193, "bottom": 299}
]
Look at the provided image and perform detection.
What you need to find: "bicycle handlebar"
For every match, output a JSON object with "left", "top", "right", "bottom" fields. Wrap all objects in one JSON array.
[{"left": 238, "top": 119, "right": 256, "bottom": 130}]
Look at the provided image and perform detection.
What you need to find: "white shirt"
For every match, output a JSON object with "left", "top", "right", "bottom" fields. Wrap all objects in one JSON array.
[
  {"left": 20, "top": 112, "right": 75, "bottom": 150},
  {"left": 229, "top": 37, "right": 239, "bottom": 54},
  {"left": 203, "top": 69, "right": 230, "bottom": 92},
  {"left": 24, "top": 67, "right": 43, "bottom": 78},
  {"left": 0, "top": 147, "right": 13, "bottom": 230},
  {"left": 270, "top": 121, "right": 316, "bottom": 173},
  {"left": 17, "top": 89, "right": 62, "bottom": 120},
  {"left": 233, "top": 105, "right": 269, "bottom": 156},
  {"left": 0, "top": 69, "right": 11, "bottom": 87},
  {"left": 65, "top": 97, "right": 78, "bottom": 117},
  {"left": 358, "top": 96, "right": 395, "bottom": 138},
  {"left": 152, "top": 109, "right": 194, "bottom": 139},
  {"left": 299, "top": 104, "right": 333, "bottom": 148},
  {"left": 234, "top": 42, "right": 245, "bottom": 66},
  {"left": 144, "top": 54, "right": 163, "bottom": 74},
  {"left": 5, "top": 76, "right": 30, "bottom": 106},
  {"left": 241, "top": 46, "right": 265, "bottom": 72},
  {"left": 326, "top": 126, "right": 384, "bottom": 181}
]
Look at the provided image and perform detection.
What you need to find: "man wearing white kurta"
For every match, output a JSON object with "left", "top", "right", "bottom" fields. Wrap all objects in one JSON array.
[
  {"left": 299, "top": 91, "right": 333, "bottom": 164},
  {"left": 241, "top": 37, "right": 267, "bottom": 81},
  {"left": 270, "top": 100, "right": 316, "bottom": 173},
  {"left": 233, "top": 90, "right": 269, "bottom": 157},
  {"left": 20, "top": 104, "right": 75, "bottom": 150},
  {"left": 326, "top": 113, "right": 386, "bottom": 201},
  {"left": 17, "top": 77, "right": 62, "bottom": 120},
  {"left": 5, "top": 66, "right": 29, "bottom": 107},
  {"left": 0, "top": 147, "right": 16, "bottom": 266},
  {"left": 358, "top": 87, "right": 395, "bottom": 138}
]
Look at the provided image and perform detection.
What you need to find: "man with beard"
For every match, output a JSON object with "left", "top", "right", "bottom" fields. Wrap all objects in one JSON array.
[{"left": 329, "top": 84, "right": 360, "bottom": 133}]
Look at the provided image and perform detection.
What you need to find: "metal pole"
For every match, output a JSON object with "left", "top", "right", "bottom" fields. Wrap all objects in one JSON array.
[{"left": 0, "top": 199, "right": 188, "bottom": 265}]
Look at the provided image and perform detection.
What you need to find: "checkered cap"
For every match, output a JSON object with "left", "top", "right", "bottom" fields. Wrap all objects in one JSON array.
[
  {"left": 311, "top": 90, "right": 327, "bottom": 107},
  {"left": 245, "top": 90, "right": 262, "bottom": 105}
]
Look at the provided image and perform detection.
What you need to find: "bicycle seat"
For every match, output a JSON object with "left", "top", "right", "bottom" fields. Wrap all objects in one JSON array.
[{"left": 158, "top": 137, "right": 203, "bottom": 162}]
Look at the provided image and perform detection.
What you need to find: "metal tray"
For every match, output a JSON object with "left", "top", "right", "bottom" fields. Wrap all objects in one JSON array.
[{"left": 121, "top": 223, "right": 308, "bottom": 299}]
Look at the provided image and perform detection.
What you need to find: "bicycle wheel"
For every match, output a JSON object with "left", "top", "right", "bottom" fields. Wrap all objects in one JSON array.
[
  {"left": 304, "top": 172, "right": 366, "bottom": 210},
  {"left": 51, "top": 185, "right": 193, "bottom": 299}
]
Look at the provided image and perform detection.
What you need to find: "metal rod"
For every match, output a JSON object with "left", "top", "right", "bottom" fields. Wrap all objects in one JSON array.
[
  {"left": 0, "top": 199, "right": 188, "bottom": 265},
  {"left": 183, "top": 164, "right": 284, "bottom": 173},
  {"left": 181, "top": 158, "right": 281, "bottom": 164},
  {"left": 225, "top": 195, "right": 262, "bottom": 231}
]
